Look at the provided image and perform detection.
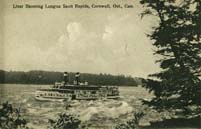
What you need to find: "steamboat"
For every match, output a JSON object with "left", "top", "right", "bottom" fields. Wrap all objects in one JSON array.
[{"left": 35, "top": 72, "right": 119, "bottom": 101}]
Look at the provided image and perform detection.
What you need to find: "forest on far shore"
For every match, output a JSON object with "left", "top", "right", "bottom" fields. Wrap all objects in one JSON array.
[{"left": 0, "top": 70, "right": 143, "bottom": 86}]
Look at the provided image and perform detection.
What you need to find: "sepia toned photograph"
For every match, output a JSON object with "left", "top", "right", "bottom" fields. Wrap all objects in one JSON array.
[{"left": 0, "top": 0, "right": 200, "bottom": 129}]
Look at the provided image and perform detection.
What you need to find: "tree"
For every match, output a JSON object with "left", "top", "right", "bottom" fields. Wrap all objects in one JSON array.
[
  {"left": 115, "top": 112, "right": 144, "bottom": 129},
  {"left": 140, "top": 0, "right": 201, "bottom": 117},
  {"left": 0, "top": 70, "right": 5, "bottom": 83},
  {"left": 48, "top": 113, "right": 82, "bottom": 129},
  {"left": 0, "top": 102, "right": 30, "bottom": 129}
]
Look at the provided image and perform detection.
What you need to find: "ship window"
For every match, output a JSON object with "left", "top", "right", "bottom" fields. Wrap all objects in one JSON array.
[{"left": 91, "top": 91, "right": 96, "bottom": 94}]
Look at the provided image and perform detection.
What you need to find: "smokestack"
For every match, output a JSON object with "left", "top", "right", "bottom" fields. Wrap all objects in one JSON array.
[
  {"left": 75, "top": 72, "right": 80, "bottom": 85},
  {"left": 63, "top": 72, "right": 69, "bottom": 85}
]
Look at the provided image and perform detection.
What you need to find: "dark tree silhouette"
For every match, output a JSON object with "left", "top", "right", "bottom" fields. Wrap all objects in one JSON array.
[
  {"left": 140, "top": 0, "right": 201, "bottom": 117},
  {"left": 0, "top": 70, "right": 142, "bottom": 86},
  {"left": 0, "top": 102, "right": 30, "bottom": 129},
  {"left": 48, "top": 113, "right": 81, "bottom": 129},
  {"left": 115, "top": 112, "right": 144, "bottom": 129}
]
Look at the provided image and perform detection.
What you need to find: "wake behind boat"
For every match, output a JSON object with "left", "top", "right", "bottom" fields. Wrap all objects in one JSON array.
[{"left": 35, "top": 72, "right": 119, "bottom": 101}]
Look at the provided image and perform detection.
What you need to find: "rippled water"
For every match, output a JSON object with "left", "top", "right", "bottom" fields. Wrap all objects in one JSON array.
[{"left": 0, "top": 84, "right": 154, "bottom": 129}]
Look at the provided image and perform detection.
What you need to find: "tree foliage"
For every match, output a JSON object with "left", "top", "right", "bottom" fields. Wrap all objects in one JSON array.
[
  {"left": 115, "top": 112, "right": 144, "bottom": 129},
  {"left": 48, "top": 113, "right": 82, "bottom": 129},
  {"left": 140, "top": 0, "right": 201, "bottom": 117},
  {"left": 0, "top": 102, "right": 30, "bottom": 129}
]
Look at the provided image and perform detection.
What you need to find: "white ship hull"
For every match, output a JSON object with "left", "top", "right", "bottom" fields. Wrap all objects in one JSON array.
[
  {"left": 35, "top": 90, "right": 72, "bottom": 102},
  {"left": 35, "top": 96, "right": 72, "bottom": 102},
  {"left": 35, "top": 95, "right": 119, "bottom": 101},
  {"left": 35, "top": 96, "right": 65, "bottom": 102},
  {"left": 107, "top": 96, "right": 119, "bottom": 99}
]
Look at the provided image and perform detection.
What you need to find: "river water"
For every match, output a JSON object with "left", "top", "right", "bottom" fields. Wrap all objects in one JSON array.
[{"left": 0, "top": 84, "right": 154, "bottom": 129}]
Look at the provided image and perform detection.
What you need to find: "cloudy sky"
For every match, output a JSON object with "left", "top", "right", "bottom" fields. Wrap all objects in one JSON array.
[{"left": 1, "top": 0, "right": 160, "bottom": 77}]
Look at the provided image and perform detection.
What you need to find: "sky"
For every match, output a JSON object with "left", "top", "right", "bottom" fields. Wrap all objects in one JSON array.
[{"left": 0, "top": 0, "right": 161, "bottom": 78}]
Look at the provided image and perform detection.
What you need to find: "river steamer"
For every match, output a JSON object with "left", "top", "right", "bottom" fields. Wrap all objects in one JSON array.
[{"left": 35, "top": 72, "right": 119, "bottom": 101}]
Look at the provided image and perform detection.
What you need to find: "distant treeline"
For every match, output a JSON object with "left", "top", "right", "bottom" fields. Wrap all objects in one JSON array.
[{"left": 0, "top": 70, "right": 143, "bottom": 86}]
